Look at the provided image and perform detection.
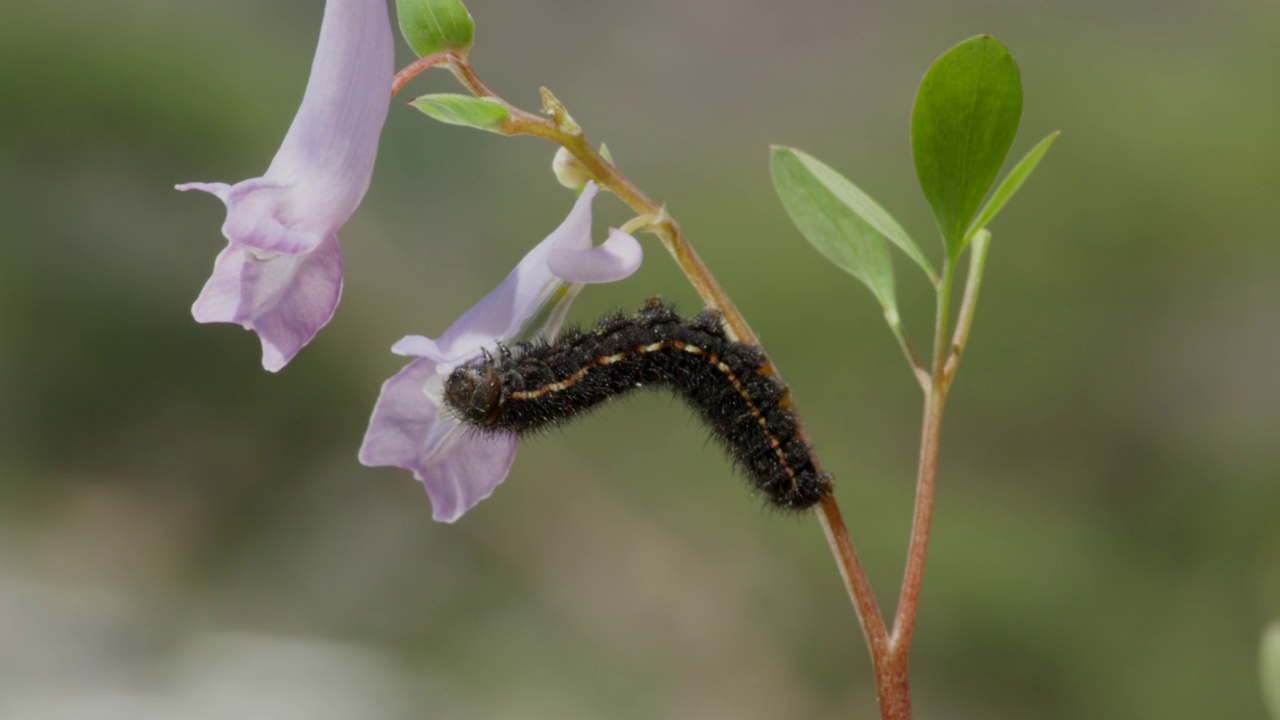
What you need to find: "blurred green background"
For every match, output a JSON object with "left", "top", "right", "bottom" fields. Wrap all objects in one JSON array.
[{"left": 2, "top": 0, "right": 1278, "bottom": 718}]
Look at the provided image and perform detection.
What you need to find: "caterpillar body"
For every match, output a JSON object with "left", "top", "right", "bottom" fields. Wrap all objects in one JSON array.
[{"left": 442, "top": 299, "right": 833, "bottom": 510}]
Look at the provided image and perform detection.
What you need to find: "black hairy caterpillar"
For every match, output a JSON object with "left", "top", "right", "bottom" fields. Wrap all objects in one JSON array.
[{"left": 443, "top": 299, "right": 833, "bottom": 510}]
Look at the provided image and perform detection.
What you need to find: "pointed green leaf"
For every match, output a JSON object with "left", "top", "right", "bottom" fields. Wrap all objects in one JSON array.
[
  {"left": 966, "top": 131, "right": 1059, "bottom": 245},
  {"left": 771, "top": 146, "right": 898, "bottom": 316},
  {"left": 411, "top": 94, "right": 508, "bottom": 131},
  {"left": 779, "top": 147, "right": 936, "bottom": 281},
  {"left": 1264, "top": 624, "right": 1280, "bottom": 720},
  {"left": 396, "top": 0, "right": 475, "bottom": 57},
  {"left": 912, "top": 35, "right": 1022, "bottom": 258}
]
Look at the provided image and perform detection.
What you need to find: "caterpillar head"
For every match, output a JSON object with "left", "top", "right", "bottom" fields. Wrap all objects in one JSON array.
[{"left": 443, "top": 362, "right": 504, "bottom": 428}]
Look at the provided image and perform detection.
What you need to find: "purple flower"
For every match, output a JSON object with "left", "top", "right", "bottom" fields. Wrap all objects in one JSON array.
[
  {"left": 359, "top": 183, "right": 642, "bottom": 522},
  {"left": 178, "top": 0, "right": 394, "bottom": 372}
]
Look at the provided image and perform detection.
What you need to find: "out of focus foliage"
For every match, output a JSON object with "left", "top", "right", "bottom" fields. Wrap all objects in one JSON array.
[{"left": 1, "top": 1, "right": 1277, "bottom": 719}]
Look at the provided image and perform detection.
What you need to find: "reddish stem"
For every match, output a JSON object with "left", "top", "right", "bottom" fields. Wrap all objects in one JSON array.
[
  {"left": 816, "top": 496, "right": 888, "bottom": 659},
  {"left": 391, "top": 52, "right": 453, "bottom": 97},
  {"left": 891, "top": 385, "right": 946, "bottom": 654},
  {"left": 870, "top": 258, "right": 955, "bottom": 717}
]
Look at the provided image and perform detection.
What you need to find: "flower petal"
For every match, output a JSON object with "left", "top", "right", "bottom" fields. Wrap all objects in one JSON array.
[
  {"left": 359, "top": 358, "right": 447, "bottom": 470},
  {"left": 432, "top": 183, "right": 643, "bottom": 358},
  {"left": 361, "top": 182, "right": 646, "bottom": 521},
  {"left": 417, "top": 431, "right": 519, "bottom": 523},
  {"left": 184, "top": 0, "right": 392, "bottom": 252},
  {"left": 430, "top": 184, "right": 600, "bottom": 358},
  {"left": 176, "top": 181, "right": 231, "bottom": 200},
  {"left": 547, "top": 227, "right": 643, "bottom": 283},
  {"left": 193, "top": 236, "right": 344, "bottom": 372},
  {"left": 180, "top": 0, "right": 393, "bottom": 369},
  {"left": 359, "top": 357, "right": 519, "bottom": 522},
  {"left": 389, "top": 334, "right": 446, "bottom": 360},
  {"left": 536, "top": 181, "right": 600, "bottom": 252}
]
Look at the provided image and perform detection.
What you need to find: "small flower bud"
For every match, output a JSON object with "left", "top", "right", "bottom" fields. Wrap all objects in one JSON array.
[{"left": 552, "top": 147, "right": 592, "bottom": 190}]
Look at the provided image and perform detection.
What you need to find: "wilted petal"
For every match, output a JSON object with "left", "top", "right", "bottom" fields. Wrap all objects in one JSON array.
[{"left": 180, "top": 0, "right": 393, "bottom": 370}]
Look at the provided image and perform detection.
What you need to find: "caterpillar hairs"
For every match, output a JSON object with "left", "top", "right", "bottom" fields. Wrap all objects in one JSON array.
[{"left": 443, "top": 299, "right": 833, "bottom": 510}]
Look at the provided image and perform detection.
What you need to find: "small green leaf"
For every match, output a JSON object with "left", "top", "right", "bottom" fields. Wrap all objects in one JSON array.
[
  {"left": 779, "top": 147, "right": 936, "bottom": 281},
  {"left": 396, "top": 0, "right": 475, "bottom": 57},
  {"left": 912, "top": 35, "right": 1022, "bottom": 258},
  {"left": 771, "top": 146, "right": 898, "bottom": 316},
  {"left": 965, "top": 131, "right": 1059, "bottom": 246},
  {"left": 1264, "top": 623, "right": 1280, "bottom": 720},
  {"left": 411, "top": 94, "right": 508, "bottom": 131}
]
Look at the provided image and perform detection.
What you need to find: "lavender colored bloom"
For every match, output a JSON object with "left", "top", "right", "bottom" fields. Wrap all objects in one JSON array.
[
  {"left": 178, "top": 0, "right": 394, "bottom": 371},
  {"left": 360, "top": 183, "right": 642, "bottom": 522}
]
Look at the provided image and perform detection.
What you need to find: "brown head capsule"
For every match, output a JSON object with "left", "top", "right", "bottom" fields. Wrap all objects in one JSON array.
[{"left": 443, "top": 363, "right": 504, "bottom": 428}]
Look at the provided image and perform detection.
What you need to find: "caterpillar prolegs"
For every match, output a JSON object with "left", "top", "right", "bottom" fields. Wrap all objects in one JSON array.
[{"left": 443, "top": 299, "right": 833, "bottom": 510}]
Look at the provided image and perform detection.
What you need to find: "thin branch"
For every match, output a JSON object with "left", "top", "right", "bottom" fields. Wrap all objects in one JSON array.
[
  {"left": 890, "top": 257, "right": 955, "bottom": 657},
  {"left": 391, "top": 53, "right": 452, "bottom": 97},
  {"left": 816, "top": 495, "right": 889, "bottom": 657},
  {"left": 943, "top": 230, "right": 991, "bottom": 385},
  {"left": 887, "top": 313, "right": 931, "bottom": 391},
  {"left": 889, "top": 384, "right": 946, "bottom": 657},
  {"left": 447, "top": 56, "right": 501, "bottom": 99}
]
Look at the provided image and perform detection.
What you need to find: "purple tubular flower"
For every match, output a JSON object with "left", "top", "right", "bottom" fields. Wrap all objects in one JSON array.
[
  {"left": 178, "top": 0, "right": 394, "bottom": 371},
  {"left": 359, "top": 183, "right": 643, "bottom": 522}
]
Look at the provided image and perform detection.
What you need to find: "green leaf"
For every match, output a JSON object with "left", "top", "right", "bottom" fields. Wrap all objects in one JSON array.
[
  {"left": 777, "top": 146, "right": 936, "bottom": 281},
  {"left": 912, "top": 35, "right": 1023, "bottom": 258},
  {"left": 1264, "top": 623, "right": 1280, "bottom": 720},
  {"left": 965, "top": 131, "right": 1059, "bottom": 245},
  {"left": 770, "top": 146, "right": 898, "bottom": 317},
  {"left": 410, "top": 94, "right": 508, "bottom": 131},
  {"left": 396, "top": 0, "right": 475, "bottom": 57}
]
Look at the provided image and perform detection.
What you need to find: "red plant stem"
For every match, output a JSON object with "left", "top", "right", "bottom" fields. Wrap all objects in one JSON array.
[
  {"left": 891, "top": 384, "right": 946, "bottom": 655},
  {"left": 815, "top": 496, "right": 914, "bottom": 718},
  {"left": 868, "top": 257, "right": 955, "bottom": 718},
  {"left": 391, "top": 52, "right": 452, "bottom": 97},
  {"left": 815, "top": 495, "right": 889, "bottom": 662}
]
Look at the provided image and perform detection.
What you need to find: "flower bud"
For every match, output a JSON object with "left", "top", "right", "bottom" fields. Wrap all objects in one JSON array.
[{"left": 552, "top": 147, "right": 592, "bottom": 190}]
